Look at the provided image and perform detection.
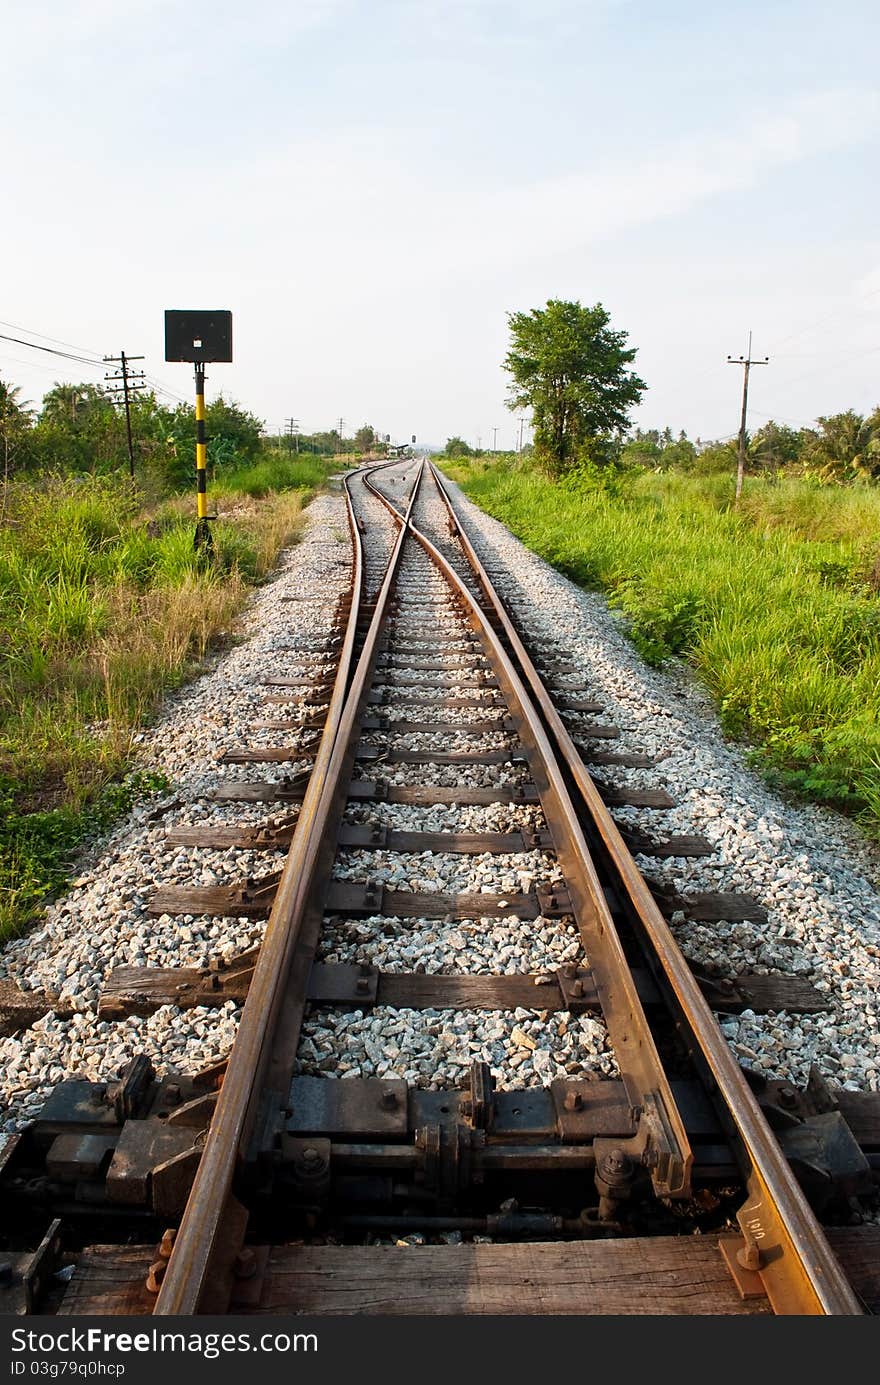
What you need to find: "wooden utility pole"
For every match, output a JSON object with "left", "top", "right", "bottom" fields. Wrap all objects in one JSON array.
[
  {"left": 727, "top": 332, "right": 768, "bottom": 503},
  {"left": 103, "top": 350, "right": 145, "bottom": 479}
]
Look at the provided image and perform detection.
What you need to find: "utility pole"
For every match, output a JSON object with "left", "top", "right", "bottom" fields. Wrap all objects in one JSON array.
[
  {"left": 517, "top": 416, "right": 525, "bottom": 456},
  {"left": 103, "top": 350, "right": 145, "bottom": 479},
  {"left": 727, "top": 332, "right": 768, "bottom": 503},
  {"left": 285, "top": 417, "right": 299, "bottom": 453},
  {"left": 492, "top": 426, "right": 498, "bottom": 453}
]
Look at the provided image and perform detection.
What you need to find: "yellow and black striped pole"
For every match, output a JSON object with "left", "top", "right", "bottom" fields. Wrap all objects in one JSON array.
[{"left": 193, "top": 362, "right": 212, "bottom": 551}]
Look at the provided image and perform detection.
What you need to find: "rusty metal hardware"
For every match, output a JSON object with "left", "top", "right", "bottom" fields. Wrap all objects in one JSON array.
[
  {"left": 0, "top": 1219, "right": 63, "bottom": 1315},
  {"left": 106, "top": 1055, "right": 155, "bottom": 1123},
  {"left": 459, "top": 1062, "right": 495, "bottom": 1131}
]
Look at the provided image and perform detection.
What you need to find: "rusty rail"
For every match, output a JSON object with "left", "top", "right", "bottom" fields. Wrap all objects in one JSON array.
[
  {"left": 421, "top": 460, "right": 862, "bottom": 1316},
  {"left": 364, "top": 465, "right": 693, "bottom": 1201},
  {"left": 154, "top": 463, "right": 423, "bottom": 1313}
]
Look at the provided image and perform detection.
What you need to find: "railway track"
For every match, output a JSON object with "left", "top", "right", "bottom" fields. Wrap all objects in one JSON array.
[{"left": 1, "top": 459, "right": 877, "bottom": 1316}]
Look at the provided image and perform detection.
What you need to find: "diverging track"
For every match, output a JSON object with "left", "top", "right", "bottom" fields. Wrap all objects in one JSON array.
[{"left": 1, "top": 460, "right": 873, "bottom": 1316}]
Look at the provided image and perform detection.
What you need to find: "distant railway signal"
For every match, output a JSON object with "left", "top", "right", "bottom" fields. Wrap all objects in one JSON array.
[{"left": 164, "top": 310, "right": 233, "bottom": 550}]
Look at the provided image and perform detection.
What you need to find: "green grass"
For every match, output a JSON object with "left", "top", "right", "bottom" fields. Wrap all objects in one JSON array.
[
  {"left": 214, "top": 451, "right": 335, "bottom": 498},
  {"left": 0, "top": 459, "right": 324, "bottom": 940},
  {"left": 445, "top": 458, "right": 880, "bottom": 836}
]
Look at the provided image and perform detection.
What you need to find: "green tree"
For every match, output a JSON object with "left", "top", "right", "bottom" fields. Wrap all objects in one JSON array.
[
  {"left": 156, "top": 395, "right": 264, "bottom": 489},
  {"left": 803, "top": 411, "right": 880, "bottom": 483},
  {"left": 750, "top": 420, "right": 803, "bottom": 472},
  {"left": 40, "top": 381, "right": 109, "bottom": 428},
  {"left": 0, "top": 378, "right": 33, "bottom": 482},
  {"left": 444, "top": 436, "right": 473, "bottom": 458},
  {"left": 354, "top": 424, "right": 376, "bottom": 454},
  {"left": 503, "top": 299, "right": 646, "bottom": 475}
]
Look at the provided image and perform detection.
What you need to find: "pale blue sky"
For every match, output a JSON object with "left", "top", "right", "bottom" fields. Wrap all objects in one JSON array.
[{"left": 2, "top": 0, "right": 878, "bottom": 448}]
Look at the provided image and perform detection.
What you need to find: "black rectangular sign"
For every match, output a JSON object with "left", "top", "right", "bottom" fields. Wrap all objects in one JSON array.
[{"left": 164, "top": 310, "right": 233, "bottom": 362}]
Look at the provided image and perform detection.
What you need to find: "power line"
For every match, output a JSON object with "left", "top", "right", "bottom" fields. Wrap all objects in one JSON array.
[
  {"left": 0, "top": 318, "right": 104, "bottom": 360},
  {"left": 0, "top": 331, "right": 105, "bottom": 368}
]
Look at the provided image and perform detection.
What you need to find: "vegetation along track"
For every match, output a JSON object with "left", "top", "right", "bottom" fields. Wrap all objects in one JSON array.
[{"left": 1, "top": 460, "right": 877, "bottom": 1316}]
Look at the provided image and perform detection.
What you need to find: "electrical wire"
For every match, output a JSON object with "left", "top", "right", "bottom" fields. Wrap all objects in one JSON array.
[
  {"left": 0, "top": 317, "right": 104, "bottom": 361},
  {"left": 0, "top": 331, "right": 105, "bottom": 368}
]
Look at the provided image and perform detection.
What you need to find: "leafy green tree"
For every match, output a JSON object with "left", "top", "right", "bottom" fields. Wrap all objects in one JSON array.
[
  {"left": 354, "top": 424, "right": 376, "bottom": 454},
  {"left": 750, "top": 420, "right": 803, "bottom": 472},
  {"left": 504, "top": 299, "right": 646, "bottom": 475},
  {"left": 0, "top": 377, "right": 32, "bottom": 482},
  {"left": 40, "top": 382, "right": 109, "bottom": 428},
  {"left": 444, "top": 436, "right": 473, "bottom": 458},
  {"left": 156, "top": 395, "right": 264, "bottom": 489},
  {"left": 803, "top": 411, "right": 880, "bottom": 482}
]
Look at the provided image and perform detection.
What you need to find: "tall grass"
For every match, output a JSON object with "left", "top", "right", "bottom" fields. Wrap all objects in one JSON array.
[
  {"left": 214, "top": 451, "right": 333, "bottom": 498},
  {"left": 447, "top": 460, "right": 880, "bottom": 836},
  {"left": 0, "top": 464, "right": 317, "bottom": 939}
]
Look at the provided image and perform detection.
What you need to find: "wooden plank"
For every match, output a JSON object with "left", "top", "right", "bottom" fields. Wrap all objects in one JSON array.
[
  {"left": 598, "top": 783, "right": 676, "bottom": 807},
  {"left": 211, "top": 780, "right": 310, "bottom": 803},
  {"left": 619, "top": 828, "right": 713, "bottom": 858},
  {"left": 378, "top": 657, "right": 488, "bottom": 673},
  {"left": 209, "top": 781, "right": 542, "bottom": 807},
  {"left": 556, "top": 697, "right": 605, "bottom": 713},
  {"left": 381, "top": 749, "right": 520, "bottom": 765},
  {"left": 251, "top": 675, "right": 335, "bottom": 689},
  {"left": 327, "top": 881, "right": 543, "bottom": 920},
  {"left": 362, "top": 718, "right": 516, "bottom": 734},
  {"left": 836, "top": 1092, "right": 880, "bottom": 1147},
  {"left": 650, "top": 885, "right": 767, "bottom": 923},
  {"left": 250, "top": 1239, "right": 771, "bottom": 1314},
  {"left": 368, "top": 690, "right": 504, "bottom": 706},
  {"left": 731, "top": 974, "right": 829, "bottom": 1013},
  {"left": 219, "top": 747, "right": 319, "bottom": 764},
  {"left": 384, "top": 784, "right": 541, "bottom": 806},
  {"left": 0, "top": 978, "right": 71, "bottom": 1035},
  {"left": 98, "top": 953, "right": 826, "bottom": 1020},
  {"left": 577, "top": 748, "right": 656, "bottom": 767},
  {"left": 376, "top": 972, "right": 566, "bottom": 1010},
  {"left": 562, "top": 722, "right": 620, "bottom": 740},
  {"left": 57, "top": 1246, "right": 154, "bottom": 1315},
  {"left": 825, "top": 1228, "right": 880, "bottom": 1312},
  {"left": 336, "top": 824, "right": 545, "bottom": 854}
]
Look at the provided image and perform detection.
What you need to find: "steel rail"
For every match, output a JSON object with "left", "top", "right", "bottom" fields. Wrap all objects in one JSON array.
[
  {"left": 363, "top": 465, "right": 693, "bottom": 1202},
  {"left": 422, "top": 460, "right": 862, "bottom": 1316},
  {"left": 154, "top": 463, "right": 423, "bottom": 1314}
]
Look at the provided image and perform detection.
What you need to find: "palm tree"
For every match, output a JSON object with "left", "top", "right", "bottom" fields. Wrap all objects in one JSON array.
[
  {"left": 40, "top": 381, "right": 106, "bottom": 426},
  {"left": 0, "top": 377, "right": 33, "bottom": 490},
  {"left": 804, "top": 411, "right": 879, "bottom": 482}
]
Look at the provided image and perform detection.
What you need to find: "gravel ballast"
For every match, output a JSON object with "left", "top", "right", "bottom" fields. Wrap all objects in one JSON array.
[
  {"left": 3, "top": 456, "right": 879, "bottom": 1155},
  {"left": 424, "top": 467, "right": 880, "bottom": 1095}
]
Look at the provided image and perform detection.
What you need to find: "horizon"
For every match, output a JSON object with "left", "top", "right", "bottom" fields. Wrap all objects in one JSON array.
[{"left": 2, "top": 0, "right": 878, "bottom": 450}]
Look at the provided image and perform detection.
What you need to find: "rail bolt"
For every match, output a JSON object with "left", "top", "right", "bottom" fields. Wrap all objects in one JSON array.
[
  {"left": 564, "top": 1090, "right": 582, "bottom": 1113},
  {"left": 159, "top": 1228, "right": 177, "bottom": 1260},
  {"left": 736, "top": 1242, "right": 764, "bottom": 1272},
  {"left": 145, "top": 1260, "right": 166, "bottom": 1294},
  {"left": 380, "top": 1089, "right": 398, "bottom": 1111},
  {"left": 598, "top": 1148, "right": 632, "bottom": 1185},
  {"left": 234, "top": 1248, "right": 257, "bottom": 1280}
]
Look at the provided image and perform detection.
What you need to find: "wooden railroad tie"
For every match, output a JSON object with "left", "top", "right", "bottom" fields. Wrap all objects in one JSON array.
[{"left": 97, "top": 955, "right": 830, "bottom": 1024}]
